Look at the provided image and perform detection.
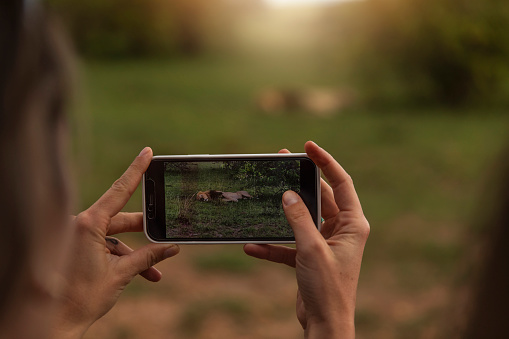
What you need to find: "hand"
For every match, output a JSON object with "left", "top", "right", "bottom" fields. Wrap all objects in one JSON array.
[
  {"left": 53, "top": 147, "right": 180, "bottom": 338},
  {"left": 244, "top": 141, "right": 369, "bottom": 339}
]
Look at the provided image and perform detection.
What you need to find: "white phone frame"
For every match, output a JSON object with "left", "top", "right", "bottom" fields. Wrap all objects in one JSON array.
[{"left": 143, "top": 153, "right": 321, "bottom": 244}]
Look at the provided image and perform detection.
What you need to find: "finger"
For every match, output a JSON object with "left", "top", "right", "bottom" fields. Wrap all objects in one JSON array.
[
  {"left": 278, "top": 146, "right": 338, "bottom": 221},
  {"left": 90, "top": 147, "right": 153, "bottom": 223},
  {"left": 282, "top": 191, "right": 328, "bottom": 252},
  {"left": 320, "top": 177, "right": 339, "bottom": 221},
  {"left": 320, "top": 177, "right": 340, "bottom": 239},
  {"left": 117, "top": 243, "right": 180, "bottom": 281},
  {"left": 305, "top": 141, "right": 363, "bottom": 215},
  {"left": 105, "top": 237, "right": 166, "bottom": 282},
  {"left": 243, "top": 244, "right": 296, "bottom": 267},
  {"left": 107, "top": 212, "right": 143, "bottom": 235}
]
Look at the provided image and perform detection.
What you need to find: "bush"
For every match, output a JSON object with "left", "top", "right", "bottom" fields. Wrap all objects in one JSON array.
[
  {"left": 331, "top": 0, "right": 509, "bottom": 107},
  {"left": 47, "top": 0, "right": 245, "bottom": 58}
]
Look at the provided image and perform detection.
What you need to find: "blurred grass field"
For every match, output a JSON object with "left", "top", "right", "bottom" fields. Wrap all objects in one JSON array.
[{"left": 76, "top": 57, "right": 509, "bottom": 339}]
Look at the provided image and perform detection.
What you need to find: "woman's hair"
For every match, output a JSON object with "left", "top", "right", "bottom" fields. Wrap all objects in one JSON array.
[{"left": 0, "top": 1, "right": 73, "bottom": 319}]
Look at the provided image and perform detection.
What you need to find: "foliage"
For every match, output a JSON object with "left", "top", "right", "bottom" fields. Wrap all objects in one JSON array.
[
  {"left": 47, "top": 0, "right": 247, "bottom": 58},
  {"left": 47, "top": 0, "right": 509, "bottom": 106},
  {"left": 333, "top": 0, "right": 509, "bottom": 106},
  {"left": 222, "top": 160, "right": 300, "bottom": 197}
]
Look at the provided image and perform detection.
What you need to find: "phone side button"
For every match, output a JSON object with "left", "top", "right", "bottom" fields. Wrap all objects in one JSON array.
[{"left": 146, "top": 179, "right": 156, "bottom": 219}]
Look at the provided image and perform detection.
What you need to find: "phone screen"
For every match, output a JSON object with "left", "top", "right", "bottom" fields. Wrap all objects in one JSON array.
[{"left": 144, "top": 155, "right": 319, "bottom": 243}]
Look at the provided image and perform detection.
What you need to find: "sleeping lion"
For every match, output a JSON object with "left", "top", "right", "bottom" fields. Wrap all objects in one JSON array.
[{"left": 196, "top": 190, "right": 253, "bottom": 202}]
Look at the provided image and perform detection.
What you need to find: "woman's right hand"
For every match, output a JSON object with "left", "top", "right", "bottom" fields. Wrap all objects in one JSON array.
[{"left": 244, "top": 141, "right": 370, "bottom": 338}]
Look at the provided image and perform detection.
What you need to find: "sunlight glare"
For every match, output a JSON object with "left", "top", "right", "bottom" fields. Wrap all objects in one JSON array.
[{"left": 264, "top": 0, "right": 358, "bottom": 8}]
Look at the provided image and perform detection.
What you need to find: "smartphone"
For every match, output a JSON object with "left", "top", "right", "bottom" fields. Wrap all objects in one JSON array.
[{"left": 143, "top": 153, "right": 321, "bottom": 244}]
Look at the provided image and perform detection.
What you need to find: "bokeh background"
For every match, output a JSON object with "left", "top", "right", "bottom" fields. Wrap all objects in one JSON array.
[{"left": 48, "top": 0, "right": 509, "bottom": 337}]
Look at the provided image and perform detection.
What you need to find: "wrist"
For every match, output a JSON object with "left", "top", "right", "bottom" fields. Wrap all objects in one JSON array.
[
  {"left": 51, "top": 325, "right": 88, "bottom": 339},
  {"left": 51, "top": 304, "right": 93, "bottom": 339},
  {"left": 304, "top": 317, "right": 355, "bottom": 339},
  {"left": 51, "top": 314, "right": 91, "bottom": 339}
]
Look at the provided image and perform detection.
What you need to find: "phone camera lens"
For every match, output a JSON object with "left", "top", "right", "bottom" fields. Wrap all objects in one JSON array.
[
  {"left": 148, "top": 212, "right": 155, "bottom": 219},
  {"left": 148, "top": 205, "right": 154, "bottom": 212}
]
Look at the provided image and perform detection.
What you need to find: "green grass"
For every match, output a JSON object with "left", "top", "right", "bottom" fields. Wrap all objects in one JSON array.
[
  {"left": 76, "top": 58, "right": 509, "bottom": 214},
  {"left": 192, "top": 247, "right": 256, "bottom": 274},
  {"left": 163, "top": 160, "right": 297, "bottom": 239},
  {"left": 74, "top": 56, "right": 509, "bottom": 337}
]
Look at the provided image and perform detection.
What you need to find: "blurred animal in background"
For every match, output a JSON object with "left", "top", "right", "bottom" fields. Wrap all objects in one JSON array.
[
  {"left": 256, "top": 87, "right": 355, "bottom": 117},
  {"left": 196, "top": 190, "right": 253, "bottom": 202}
]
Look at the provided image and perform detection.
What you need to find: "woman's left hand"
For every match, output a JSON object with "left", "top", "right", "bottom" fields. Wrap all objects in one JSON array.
[{"left": 53, "top": 147, "right": 180, "bottom": 338}]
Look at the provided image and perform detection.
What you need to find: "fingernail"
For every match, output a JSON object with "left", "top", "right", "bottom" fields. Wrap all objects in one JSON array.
[
  {"left": 283, "top": 191, "right": 300, "bottom": 207},
  {"left": 309, "top": 140, "right": 320, "bottom": 148},
  {"left": 163, "top": 245, "right": 179, "bottom": 259},
  {"left": 139, "top": 147, "right": 150, "bottom": 157}
]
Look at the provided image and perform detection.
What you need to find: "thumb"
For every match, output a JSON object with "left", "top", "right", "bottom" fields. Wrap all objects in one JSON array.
[
  {"left": 119, "top": 244, "right": 180, "bottom": 279},
  {"left": 283, "top": 191, "right": 324, "bottom": 250}
]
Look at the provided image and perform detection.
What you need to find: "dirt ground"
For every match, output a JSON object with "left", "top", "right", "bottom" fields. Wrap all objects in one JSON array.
[
  {"left": 84, "top": 243, "right": 302, "bottom": 339},
  {"left": 83, "top": 231, "right": 460, "bottom": 339}
]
